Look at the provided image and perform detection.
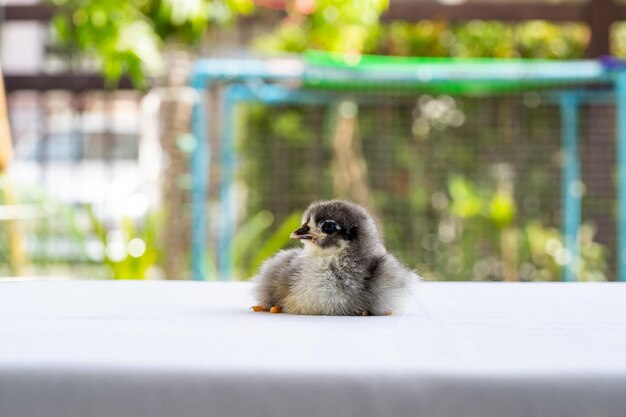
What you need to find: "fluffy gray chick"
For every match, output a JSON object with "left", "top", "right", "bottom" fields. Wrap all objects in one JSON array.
[{"left": 251, "top": 200, "right": 419, "bottom": 316}]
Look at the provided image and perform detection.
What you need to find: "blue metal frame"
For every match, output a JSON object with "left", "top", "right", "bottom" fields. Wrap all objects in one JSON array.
[
  {"left": 545, "top": 89, "right": 618, "bottom": 281},
  {"left": 190, "top": 77, "right": 209, "bottom": 281},
  {"left": 560, "top": 93, "right": 581, "bottom": 282},
  {"left": 190, "top": 57, "right": 626, "bottom": 282},
  {"left": 616, "top": 72, "right": 626, "bottom": 281},
  {"left": 189, "top": 59, "right": 306, "bottom": 280}
]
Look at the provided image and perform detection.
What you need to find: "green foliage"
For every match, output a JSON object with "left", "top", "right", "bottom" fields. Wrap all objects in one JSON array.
[
  {"left": 0, "top": 177, "right": 90, "bottom": 275},
  {"left": 249, "top": 212, "right": 301, "bottom": 277},
  {"left": 382, "top": 20, "right": 588, "bottom": 59},
  {"left": 448, "top": 176, "right": 516, "bottom": 229},
  {"left": 612, "top": 22, "right": 626, "bottom": 58},
  {"left": 230, "top": 210, "right": 302, "bottom": 279},
  {"left": 489, "top": 191, "right": 516, "bottom": 228},
  {"left": 52, "top": 0, "right": 163, "bottom": 86},
  {"left": 448, "top": 176, "right": 482, "bottom": 219},
  {"left": 143, "top": 0, "right": 254, "bottom": 43},
  {"left": 515, "top": 21, "right": 587, "bottom": 59},
  {"left": 258, "top": 8, "right": 589, "bottom": 60},
  {"left": 439, "top": 176, "right": 607, "bottom": 282},
  {"left": 384, "top": 20, "right": 450, "bottom": 57},
  {"left": 384, "top": 20, "right": 588, "bottom": 59},
  {"left": 232, "top": 210, "right": 274, "bottom": 277},
  {"left": 523, "top": 221, "right": 606, "bottom": 282},
  {"left": 255, "top": 0, "right": 388, "bottom": 53},
  {"left": 0, "top": 176, "right": 163, "bottom": 279},
  {"left": 86, "top": 207, "right": 162, "bottom": 279},
  {"left": 51, "top": 0, "right": 255, "bottom": 86}
]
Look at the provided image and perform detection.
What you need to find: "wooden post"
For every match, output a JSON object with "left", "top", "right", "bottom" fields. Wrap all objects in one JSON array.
[
  {"left": 585, "top": 0, "right": 616, "bottom": 275},
  {"left": 0, "top": 66, "right": 13, "bottom": 173},
  {"left": 0, "top": 64, "right": 27, "bottom": 275},
  {"left": 587, "top": 0, "right": 613, "bottom": 58}
]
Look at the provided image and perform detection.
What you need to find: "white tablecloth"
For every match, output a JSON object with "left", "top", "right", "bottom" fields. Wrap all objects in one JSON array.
[{"left": 1, "top": 280, "right": 625, "bottom": 417}]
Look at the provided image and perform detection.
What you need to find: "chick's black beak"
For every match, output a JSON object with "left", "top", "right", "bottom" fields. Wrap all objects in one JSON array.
[{"left": 291, "top": 224, "right": 313, "bottom": 240}]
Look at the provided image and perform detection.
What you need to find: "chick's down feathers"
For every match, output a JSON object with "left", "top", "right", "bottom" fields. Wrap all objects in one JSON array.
[{"left": 252, "top": 200, "right": 419, "bottom": 316}]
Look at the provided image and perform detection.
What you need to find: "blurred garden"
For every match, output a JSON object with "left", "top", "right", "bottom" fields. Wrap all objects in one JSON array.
[{"left": 0, "top": 0, "right": 620, "bottom": 281}]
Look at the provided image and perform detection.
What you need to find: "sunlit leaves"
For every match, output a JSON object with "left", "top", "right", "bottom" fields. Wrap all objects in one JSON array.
[
  {"left": 50, "top": 0, "right": 256, "bottom": 86},
  {"left": 382, "top": 20, "right": 588, "bottom": 59},
  {"left": 448, "top": 175, "right": 483, "bottom": 219},
  {"left": 255, "top": 0, "right": 388, "bottom": 54},
  {"left": 489, "top": 191, "right": 516, "bottom": 228}
]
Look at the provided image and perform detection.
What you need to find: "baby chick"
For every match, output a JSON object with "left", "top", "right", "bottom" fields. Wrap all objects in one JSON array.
[{"left": 251, "top": 200, "right": 419, "bottom": 316}]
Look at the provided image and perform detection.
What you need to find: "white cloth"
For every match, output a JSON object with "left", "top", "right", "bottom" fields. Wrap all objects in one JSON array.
[{"left": 1, "top": 280, "right": 625, "bottom": 417}]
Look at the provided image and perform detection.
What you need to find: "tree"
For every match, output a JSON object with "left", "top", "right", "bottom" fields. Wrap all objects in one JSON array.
[{"left": 52, "top": 0, "right": 255, "bottom": 86}]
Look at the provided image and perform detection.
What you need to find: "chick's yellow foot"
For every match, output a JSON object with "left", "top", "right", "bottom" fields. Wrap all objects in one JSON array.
[
  {"left": 269, "top": 306, "right": 282, "bottom": 314},
  {"left": 250, "top": 306, "right": 268, "bottom": 312}
]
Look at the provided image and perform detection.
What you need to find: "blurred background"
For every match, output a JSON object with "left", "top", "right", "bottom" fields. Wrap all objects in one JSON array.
[{"left": 0, "top": 0, "right": 622, "bottom": 281}]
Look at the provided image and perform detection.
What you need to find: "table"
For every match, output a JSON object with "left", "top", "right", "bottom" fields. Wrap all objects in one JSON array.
[{"left": 1, "top": 280, "right": 625, "bottom": 417}]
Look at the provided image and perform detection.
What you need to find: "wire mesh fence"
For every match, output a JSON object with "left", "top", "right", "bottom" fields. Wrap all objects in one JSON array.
[{"left": 210, "top": 83, "right": 613, "bottom": 282}]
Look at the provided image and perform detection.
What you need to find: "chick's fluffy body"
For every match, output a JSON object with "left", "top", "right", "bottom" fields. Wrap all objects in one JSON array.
[{"left": 253, "top": 200, "right": 418, "bottom": 316}]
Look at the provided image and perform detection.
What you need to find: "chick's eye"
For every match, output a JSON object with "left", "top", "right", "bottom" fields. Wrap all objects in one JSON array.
[{"left": 321, "top": 220, "right": 339, "bottom": 234}]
